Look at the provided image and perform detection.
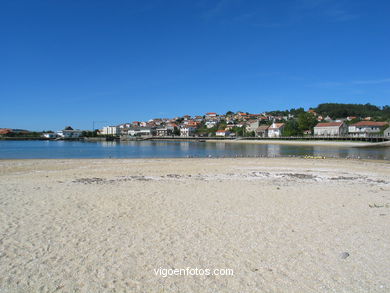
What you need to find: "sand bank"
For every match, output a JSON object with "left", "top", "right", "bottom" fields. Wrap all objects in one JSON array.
[{"left": 1, "top": 158, "right": 390, "bottom": 292}]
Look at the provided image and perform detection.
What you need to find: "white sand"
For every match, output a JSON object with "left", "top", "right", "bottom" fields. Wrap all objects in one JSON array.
[{"left": 0, "top": 158, "right": 390, "bottom": 292}]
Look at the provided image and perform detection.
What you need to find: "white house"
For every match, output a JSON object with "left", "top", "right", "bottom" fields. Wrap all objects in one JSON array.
[
  {"left": 313, "top": 122, "right": 348, "bottom": 136},
  {"left": 180, "top": 126, "right": 196, "bottom": 137},
  {"left": 128, "top": 127, "right": 156, "bottom": 136},
  {"left": 42, "top": 132, "right": 58, "bottom": 139},
  {"left": 215, "top": 130, "right": 230, "bottom": 137},
  {"left": 384, "top": 127, "right": 390, "bottom": 138},
  {"left": 57, "top": 126, "right": 82, "bottom": 138},
  {"left": 101, "top": 126, "right": 120, "bottom": 136},
  {"left": 267, "top": 123, "right": 284, "bottom": 138},
  {"left": 205, "top": 112, "right": 217, "bottom": 118},
  {"left": 205, "top": 121, "right": 217, "bottom": 129},
  {"left": 348, "top": 121, "right": 389, "bottom": 137}
]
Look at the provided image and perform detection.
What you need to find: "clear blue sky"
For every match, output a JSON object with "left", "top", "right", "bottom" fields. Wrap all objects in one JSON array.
[{"left": 1, "top": 0, "right": 390, "bottom": 131}]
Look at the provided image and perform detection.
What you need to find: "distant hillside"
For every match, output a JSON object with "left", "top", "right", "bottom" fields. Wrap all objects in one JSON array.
[{"left": 313, "top": 103, "right": 390, "bottom": 120}]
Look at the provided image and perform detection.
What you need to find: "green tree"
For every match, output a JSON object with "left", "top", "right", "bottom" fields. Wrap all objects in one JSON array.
[
  {"left": 283, "top": 119, "right": 301, "bottom": 136},
  {"left": 173, "top": 127, "right": 180, "bottom": 136},
  {"left": 297, "top": 113, "right": 317, "bottom": 132}
]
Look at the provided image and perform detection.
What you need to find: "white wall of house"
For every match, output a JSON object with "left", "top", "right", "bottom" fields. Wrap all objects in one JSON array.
[
  {"left": 42, "top": 133, "right": 57, "bottom": 138},
  {"left": 348, "top": 125, "right": 384, "bottom": 137},
  {"left": 268, "top": 129, "right": 282, "bottom": 138},
  {"left": 267, "top": 123, "right": 284, "bottom": 138},
  {"left": 205, "top": 121, "right": 217, "bottom": 129},
  {"left": 57, "top": 130, "right": 82, "bottom": 138},
  {"left": 215, "top": 131, "right": 230, "bottom": 137},
  {"left": 384, "top": 127, "right": 390, "bottom": 138},
  {"left": 180, "top": 127, "right": 196, "bottom": 137},
  {"left": 101, "top": 126, "right": 120, "bottom": 135},
  {"left": 128, "top": 128, "right": 155, "bottom": 136},
  {"left": 314, "top": 126, "right": 340, "bottom": 136},
  {"left": 314, "top": 124, "right": 347, "bottom": 136}
]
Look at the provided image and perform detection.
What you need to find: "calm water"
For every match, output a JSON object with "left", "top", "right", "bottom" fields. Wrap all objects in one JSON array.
[{"left": 0, "top": 140, "right": 389, "bottom": 160}]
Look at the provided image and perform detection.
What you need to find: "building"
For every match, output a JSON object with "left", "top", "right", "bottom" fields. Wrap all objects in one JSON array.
[
  {"left": 205, "top": 112, "right": 217, "bottom": 118},
  {"left": 156, "top": 126, "right": 174, "bottom": 136},
  {"left": 205, "top": 121, "right": 217, "bottom": 129},
  {"left": 57, "top": 126, "right": 82, "bottom": 138},
  {"left": 215, "top": 130, "right": 230, "bottom": 137},
  {"left": 42, "top": 132, "right": 58, "bottom": 139},
  {"left": 246, "top": 120, "right": 259, "bottom": 133},
  {"left": 128, "top": 127, "right": 156, "bottom": 137},
  {"left": 348, "top": 121, "right": 389, "bottom": 137},
  {"left": 101, "top": 126, "right": 120, "bottom": 136},
  {"left": 255, "top": 125, "right": 269, "bottom": 137},
  {"left": 0, "top": 128, "right": 12, "bottom": 135},
  {"left": 180, "top": 126, "right": 196, "bottom": 137},
  {"left": 268, "top": 122, "right": 284, "bottom": 138},
  {"left": 384, "top": 127, "right": 390, "bottom": 138},
  {"left": 313, "top": 122, "right": 347, "bottom": 136}
]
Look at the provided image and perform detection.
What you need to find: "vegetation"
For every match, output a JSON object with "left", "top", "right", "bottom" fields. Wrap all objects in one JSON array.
[
  {"left": 267, "top": 107, "right": 305, "bottom": 117},
  {"left": 283, "top": 119, "right": 301, "bottom": 136},
  {"left": 297, "top": 112, "right": 317, "bottom": 132},
  {"left": 173, "top": 127, "right": 180, "bottom": 136},
  {"left": 2, "top": 131, "right": 41, "bottom": 138},
  {"left": 314, "top": 103, "right": 390, "bottom": 120},
  {"left": 81, "top": 130, "right": 100, "bottom": 137}
]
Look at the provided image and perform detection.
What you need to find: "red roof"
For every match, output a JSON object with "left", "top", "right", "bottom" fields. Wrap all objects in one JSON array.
[
  {"left": 0, "top": 128, "right": 12, "bottom": 134},
  {"left": 352, "top": 121, "right": 388, "bottom": 127},
  {"left": 206, "top": 112, "right": 217, "bottom": 115},
  {"left": 269, "top": 123, "right": 284, "bottom": 129},
  {"left": 315, "top": 122, "right": 343, "bottom": 127}
]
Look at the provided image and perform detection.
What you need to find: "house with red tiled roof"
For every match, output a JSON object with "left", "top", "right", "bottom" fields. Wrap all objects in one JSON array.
[
  {"left": 268, "top": 122, "right": 285, "bottom": 138},
  {"left": 348, "top": 121, "right": 389, "bottom": 137},
  {"left": 314, "top": 122, "right": 348, "bottom": 136},
  {"left": 0, "top": 128, "right": 12, "bottom": 135},
  {"left": 255, "top": 125, "right": 269, "bottom": 138}
]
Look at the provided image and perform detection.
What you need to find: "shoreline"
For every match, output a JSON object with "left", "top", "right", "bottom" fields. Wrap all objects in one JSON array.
[
  {"left": 206, "top": 139, "right": 390, "bottom": 148},
  {"left": 1, "top": 156, "right": 390, "bottom": 164}
]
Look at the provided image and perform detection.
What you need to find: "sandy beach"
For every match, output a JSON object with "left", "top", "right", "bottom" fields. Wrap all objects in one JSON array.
[{"left": 1, "top": 158, "right": 390, "bottom": 292}]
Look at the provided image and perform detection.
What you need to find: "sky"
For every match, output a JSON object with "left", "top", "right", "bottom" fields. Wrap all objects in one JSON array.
[{"left": 1, "top": 0, "right": 390, "bottom": 131}]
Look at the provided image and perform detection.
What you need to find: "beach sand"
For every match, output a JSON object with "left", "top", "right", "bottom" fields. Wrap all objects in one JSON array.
[{"left": 0, "top": 158, "right": 390, "bottom": 292}]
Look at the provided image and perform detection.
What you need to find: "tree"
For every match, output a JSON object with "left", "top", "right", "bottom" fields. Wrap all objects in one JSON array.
[
  {"left": 297, "top": 113, "right": 317, "bottom": 132},
  {"left": 283, "top": 119, "right": 301, "bottom": 136},
  {"left": 173, "top": 127, "right": 180, "bottom": 136},
  {"left": 289, "top": 107, "right": 305, "bottom": 116}
]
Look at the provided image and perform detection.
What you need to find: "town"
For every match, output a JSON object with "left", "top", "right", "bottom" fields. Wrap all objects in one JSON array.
[{"left": 1, "top": 103, "right": 390, "bottom": 141}]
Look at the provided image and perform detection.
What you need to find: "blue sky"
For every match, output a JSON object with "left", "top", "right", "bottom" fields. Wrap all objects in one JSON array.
[{"left": 1, "top": 0, "right": 390, "bottom": 130}]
